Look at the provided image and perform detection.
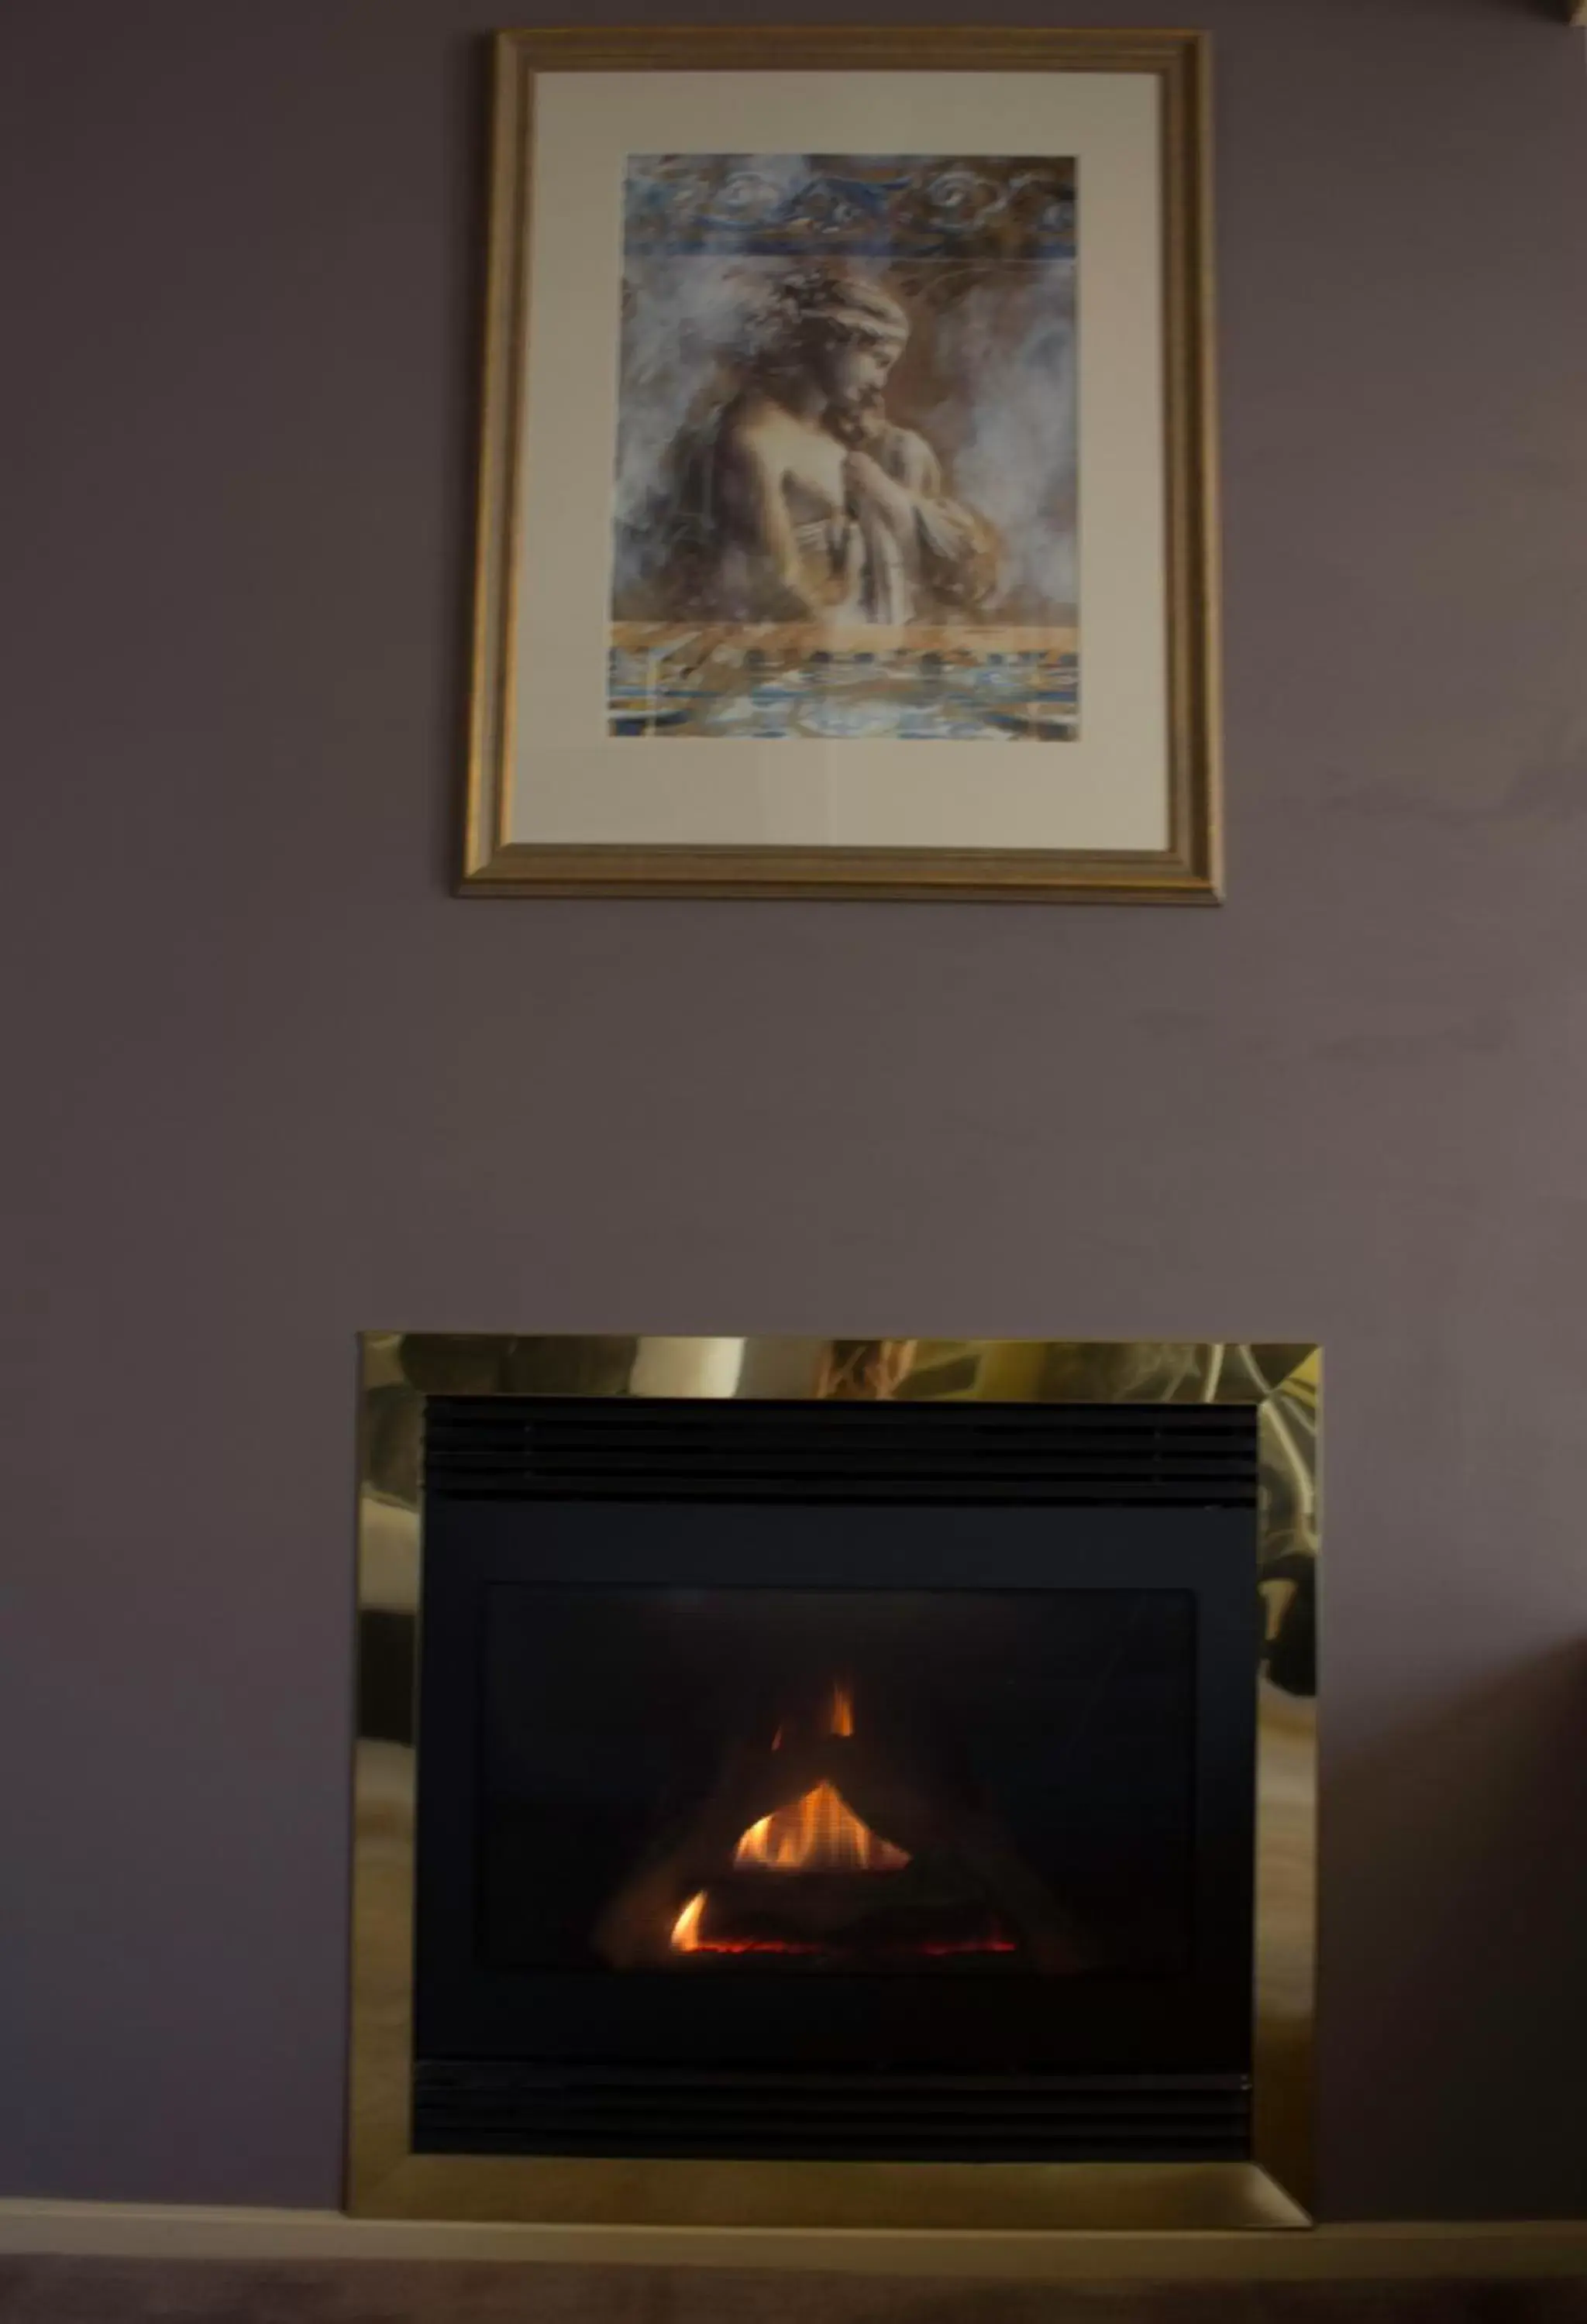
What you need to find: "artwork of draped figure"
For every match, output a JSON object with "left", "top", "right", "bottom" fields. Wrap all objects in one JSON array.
[
  {"left": 608, "top": 153, "right": 1079, "bottom": 743},
  {"left": 651, "top": 265, "right": 1000, "bottom": 628}
]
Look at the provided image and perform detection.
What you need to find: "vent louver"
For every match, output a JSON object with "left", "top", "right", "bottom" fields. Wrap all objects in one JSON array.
[
  {"left": 423, "top": 1396, "right": 1258, "bottom": 1508},
  {"left": 414, "top": 2061, "right": 1251, "bottom": 2161}
]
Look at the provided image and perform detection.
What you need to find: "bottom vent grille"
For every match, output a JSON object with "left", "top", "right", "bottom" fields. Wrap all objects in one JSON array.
[{"left": 413, "top": 2061, "right": 1251, "bottom": 2161}]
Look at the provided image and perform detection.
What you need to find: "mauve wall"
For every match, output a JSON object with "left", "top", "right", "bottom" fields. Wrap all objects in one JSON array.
[{"left": 3, "top": 0, "right": 1585, "bottom": 2223}]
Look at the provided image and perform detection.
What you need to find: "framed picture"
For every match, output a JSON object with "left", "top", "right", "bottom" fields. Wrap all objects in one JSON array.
[{"left": 462, "top": 28, "right": 1219, "bottom": 903}]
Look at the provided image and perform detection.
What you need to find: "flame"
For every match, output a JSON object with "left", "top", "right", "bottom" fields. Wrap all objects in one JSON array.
[
  {"left": 773, "top": 1685, "right": 851, "bottom": 1750},
  {"left": 734, "top": 1779, "right": 910, "bottom": 1872},
  {"left": 670, "top": 1891, "right": 707, "bottom": 1952},
  {"left": 670, "top": 1685, "right": 910, "bottom": 1958},
  {"left": 733, "top": 1684, "right": 907, "bottom": 1872}
]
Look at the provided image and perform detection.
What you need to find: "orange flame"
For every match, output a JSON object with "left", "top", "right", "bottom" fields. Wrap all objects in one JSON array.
[
  {"left": 733, "top": 1685, "right": 907, "bottom": 1874},
  {"left": 670, "top": 1685, "right": 909, "bottom": 1956},
  {"left": 671, "top": 1890, "right": 707, "bottom": 1951},
  {"left": 734, "top": 1779, "right": 910, "bottom": 1873}
]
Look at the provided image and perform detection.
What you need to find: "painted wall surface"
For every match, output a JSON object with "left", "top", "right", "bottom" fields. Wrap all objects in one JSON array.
[{"left": 3, "top": 0, "right": 1585, "bottom": 2220}]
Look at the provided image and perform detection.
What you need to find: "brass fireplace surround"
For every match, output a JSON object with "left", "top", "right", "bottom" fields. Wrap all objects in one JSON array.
[{"left": 351, "top": 1336, "right": 1318, "bottom": 2232}]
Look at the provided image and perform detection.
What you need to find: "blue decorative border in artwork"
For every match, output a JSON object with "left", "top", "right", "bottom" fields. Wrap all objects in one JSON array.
[{"left": 623, "top": 153, "right": 1076, "bottom": 263}]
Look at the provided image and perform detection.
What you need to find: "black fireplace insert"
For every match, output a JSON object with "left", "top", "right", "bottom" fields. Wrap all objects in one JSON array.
[{"left": 407, "top": 1395, "right": 1260, "bottom": 2162}]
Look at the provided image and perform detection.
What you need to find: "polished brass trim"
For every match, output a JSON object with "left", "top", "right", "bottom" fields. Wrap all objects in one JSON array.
[
  {"left": 15, "top": 2207, "right": 1587, "bottom": 2278},
  {"left": 352, "top": 1337, "right": 1317, "bottom": 2229},
  {"left": 460, "top": 29, "right": 1222, "bottom": 905}
]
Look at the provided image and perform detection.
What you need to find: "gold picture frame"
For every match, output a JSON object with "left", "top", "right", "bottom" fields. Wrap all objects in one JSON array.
[
  {"left": 461, "top": 29, "right": 1220, "bottom": 903},
  {"left": 351, "top": 1336, "right": 1316, "bottom": 2236}
]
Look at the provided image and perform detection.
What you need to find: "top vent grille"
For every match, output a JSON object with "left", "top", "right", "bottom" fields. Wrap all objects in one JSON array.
[{"left": 423, "top": 1397, "right": 1258, "bottom": 1509}]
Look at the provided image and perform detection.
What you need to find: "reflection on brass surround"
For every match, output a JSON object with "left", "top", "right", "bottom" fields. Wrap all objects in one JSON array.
[{"left": 352, "top": 1336, "right": 1318, "bottom": 2233}]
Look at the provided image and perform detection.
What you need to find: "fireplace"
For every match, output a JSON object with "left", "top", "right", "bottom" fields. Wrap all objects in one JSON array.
[{"left": 351, "top": 1337, "right": 1317, "bottom": 2233}]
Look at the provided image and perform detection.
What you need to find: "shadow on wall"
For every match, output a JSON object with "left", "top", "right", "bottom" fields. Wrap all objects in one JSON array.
[{"left": 1325, "top": 1641, "right": 1587, "bottom": 2219}]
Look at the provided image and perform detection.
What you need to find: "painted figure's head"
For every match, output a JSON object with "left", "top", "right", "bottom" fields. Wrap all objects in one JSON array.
[{"left": 772, "top": 266, "right": 909, "bottom": 424}]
